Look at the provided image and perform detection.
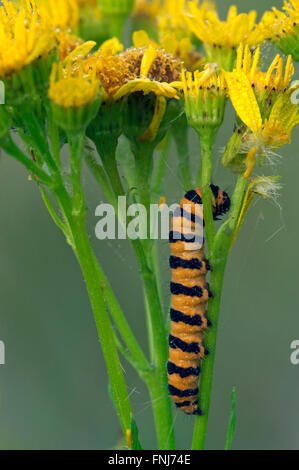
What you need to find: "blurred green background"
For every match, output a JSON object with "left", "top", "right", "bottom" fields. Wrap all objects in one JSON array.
[{"left": 1, "top": 0, "right": 299, "bottom": 450}]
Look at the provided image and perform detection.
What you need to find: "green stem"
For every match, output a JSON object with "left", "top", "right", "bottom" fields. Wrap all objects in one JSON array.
[
  {"left": 132, "top": 222, "right": 176, "bottom": 450},
  {"left": 85, "top": 153, "right": 118, "bottom": 207},
  {"left": 48, "top": 116, "right": 61, "bottom": 168},
  {"left": 152, "top": 131, "right": 172, "bottom": 202},
  {"left": 192, "top": 174, "right": 247, "bottom": 450},
  {"left": 68, "top": 132, "right": 85, "bottom": 216},
  {"left": 49, "top": 145, "right": 134, "bottom": 436},
  {"left": 89, "top": 136, "right": 175, "bottom": 449},
  {"left": 172, "top": 115, "right": 192, "bottom": 190},
  {"left": 146, "top": 371, "right": 176, "bottom": 450},
  {"left": 69, "top": 214, "right": 133, "bottom": 434},
  {"left": 101, "top": 151, "right": 125, "bottom": 198},
  {"left": 85, "top": 151, "right": 149, "bottom": 370},
  {"left": 198, "top": 129, "right": 215, "bottom": 254}
]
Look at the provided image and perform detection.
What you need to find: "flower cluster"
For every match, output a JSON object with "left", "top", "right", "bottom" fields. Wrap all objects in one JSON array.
[
  {"left": 0, "top": 0, "right": 298, "bottom": 201},
  {"left": 1, "top": 0, "right": 299, "bottom": 452}
]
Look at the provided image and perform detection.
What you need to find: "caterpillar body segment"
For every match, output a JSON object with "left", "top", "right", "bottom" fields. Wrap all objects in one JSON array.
[{"left": 168, "top": 186, "right": 230, "bottom": 416}]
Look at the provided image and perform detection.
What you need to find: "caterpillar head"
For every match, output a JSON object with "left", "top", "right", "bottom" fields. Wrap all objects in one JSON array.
[{"left": 210, "top": 185, "right": 231, "bottom": 220}]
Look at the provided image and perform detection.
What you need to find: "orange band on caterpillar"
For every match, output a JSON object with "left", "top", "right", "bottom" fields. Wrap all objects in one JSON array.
[{"left": 168, "top": 185, "right": 230, "bottom": 415}]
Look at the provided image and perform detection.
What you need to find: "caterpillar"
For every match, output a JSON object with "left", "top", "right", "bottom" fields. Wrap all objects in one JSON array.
[{"left": 168, "top": 185, "right": 230, "bottom": 415}]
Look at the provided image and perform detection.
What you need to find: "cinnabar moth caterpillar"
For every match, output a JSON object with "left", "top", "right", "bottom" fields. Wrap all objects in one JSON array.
[{"left": 168, "top": 185, "right": 230, "bottom": 415}]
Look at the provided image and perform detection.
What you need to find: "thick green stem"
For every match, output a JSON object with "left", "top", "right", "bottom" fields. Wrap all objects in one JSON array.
[
  {"left": 85, "top": 151, "right": 150, "bottom": 370},
  {"left": 152, "top": 131, "right": 172, "bottom": 202},
  {"left": 68, "top": 132, "right": 85, "bottom": 216},
  {"left": 143, "top": 283, "right": 175, "bottom": 450},
  {"left": 146, "top": 371, "right": 176, "bottom": 450},
  {"left": 89, "top": 135, "right": 176, "bottom": 449},
  {"left": 50, "top": 138, "right": 134, "bottom": 436},
  {"left": 101, "top": 150, "right": 125, "bottom": 199},
  {"left": 192, "top": 174, "right": 247, "bottom": 450},
  {"left": 85, "top": 153, "right": 118, "bottom": 207},
  {"left": 131, "top": 141, "right": 176, "bottom": 449},
  {"left": 199, "top": 130, "right": 215, "bottom": 254},
  {"left": 172, "top": 115, "right": 192, "bottom": 190},
  {"left": 133, "top": 232, "right": 175, "bottom": 450}
]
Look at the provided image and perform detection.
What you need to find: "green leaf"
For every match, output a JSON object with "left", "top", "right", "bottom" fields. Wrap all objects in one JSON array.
[
  {"left": 131, "top": 417, "right": 143, "bottom": 451},
  {"left": 108, "top": 381, "right": 117, "bottom": 411},
  {"left": 225, "top": 387, "right": 237, "bottom": 450}
]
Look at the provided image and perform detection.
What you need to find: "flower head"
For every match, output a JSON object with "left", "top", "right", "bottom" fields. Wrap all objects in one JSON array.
[
  {"left": 223, "top": 69, "right": 299, "bottom": 176},
  {"left": 185, "top": 2, "right": 265, "bottom": 69},
  {"left": 181, "top": 64, "right": 226, "bottom": 136},
  {"left": 38, "top": 0, "right": 79, "bottom": 31},
  {"left": 133, "top": 29, "right": 204, "bottom": 71},
  {"left": 87, "top": 43, "right": 181, "bottom": 101},
  {"left": 57, "top": 32, "right": 84, "bottom": 61},
  {"left": 49, "top": 61, "right": 100, "bottom": 108},
  {"left": 233, "top": 44, "right": 294, "bottom": 116},
  {"left": 49, "top": 56, "right": 101, "bottom": 132},
  {"left": 259, "top": 1, "right": 299, "bottom": 61},
  {"left": 158, "top": 0, "right": 192, "bottom": 40},
  {"left": 0, "top": 0, "right": 56, "bottom": 79}
]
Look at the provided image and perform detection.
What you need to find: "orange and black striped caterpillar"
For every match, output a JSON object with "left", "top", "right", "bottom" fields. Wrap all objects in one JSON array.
[{"left": 168, "top": 185, "right": 230, "bottom": 415}]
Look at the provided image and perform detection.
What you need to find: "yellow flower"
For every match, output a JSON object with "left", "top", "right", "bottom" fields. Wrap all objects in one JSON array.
[
  {"left": 181, "top": 64, "right": 225, "bottom": 97},
  {"left": 57, "top": 32, "right": 84, "bottom": 61},
  {"left": 133, "top": 29, "right": 204, "bottom": 71},
  {"left": 224, "top": 70, "right": 299, "bottom": 177},
  {"left": 0, "top": 0, "right": 56, "bottom": 78},
  {"left": 181, "top": 64, "right": 227, "bottom": 134},
  {"left": 235, "top": 44, "right": 294, "bottom": 100},
  {"left": 60, "top": 38, "right": 120, "bottom": 76},
  {"left": 87, "top": 43, "right": 181, "bottom": 101},
  {"left": 49, "top": 61, "right": 100, "bottom": 108},
  {"left": 185, "top": 2, "right": 265, "bottom": 70},
  {"left": 158, "top": 0, "right": 192, "bottom": 40},
  {"left": 186, "top": 2, "right": 264, "bottom": 48},
  {"left": 114, "top": 45, "right": 181, "bottom": 100},
  {"left": 38, "top": 0, "right": 79, "bottom": 31},
  {"left": 259, "top": 1, "right": 299, "bottom": 61}
]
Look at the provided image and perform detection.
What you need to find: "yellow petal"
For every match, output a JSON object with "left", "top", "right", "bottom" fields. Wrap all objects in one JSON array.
[
  {"left": 63, "top": 41, "right": 97, "bottom": 64},
  {"left": 99, "top": 38, "right": 124, "bottom": 55},
  {"left": 224, "top": 70, "right": 262, "bottom": 134},
  {"left": 140, "top": 44, "right": 158, "bottom": 77},
  {"left": 138, "top": 96, "right": 167, "bottom": 142},
  {"left": 112, "top": 79, "right": 178, "bottom": 101},
  {"left": 133, "top": 30, "right": 151, "bottom": 48}
]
